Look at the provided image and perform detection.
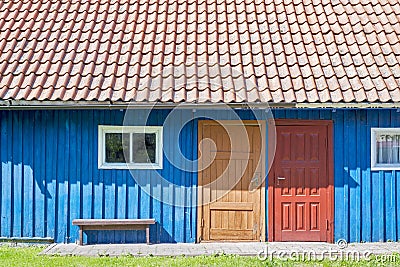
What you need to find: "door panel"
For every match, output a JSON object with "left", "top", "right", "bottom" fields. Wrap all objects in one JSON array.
[
  {"left": 198, "top": 121, "right": 265, "bottom": 242},
  {"left": 270, "top": 122, "right": 333, "bottom": 242}
]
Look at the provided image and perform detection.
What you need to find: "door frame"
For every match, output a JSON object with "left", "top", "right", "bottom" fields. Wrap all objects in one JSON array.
[
  {"left": 268, "top": 119, "right": 334, "bottom": 243},
  {"left": 197, "top": 120, "right": 266, "bottom": 242}
]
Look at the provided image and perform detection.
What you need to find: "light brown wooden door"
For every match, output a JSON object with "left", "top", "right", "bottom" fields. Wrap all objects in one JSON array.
[
  {"left": 268, "top": 120, "right": 334, "bottom": 242},
  {"left": 198, "top": 121, "right": 265, "bottom": 242}
]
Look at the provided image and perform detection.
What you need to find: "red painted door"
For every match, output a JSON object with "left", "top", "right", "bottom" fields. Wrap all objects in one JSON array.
[{"left": 270, "top": 122, "right": 333, "bottom": 242}]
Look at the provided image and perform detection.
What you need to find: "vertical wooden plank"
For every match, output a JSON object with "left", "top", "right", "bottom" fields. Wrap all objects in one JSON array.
[
  {"left": 173, "top": 111, "right": 183, "bottom": 243},
  {"left": 42, "top": 111, "right": 57, "bottom": 240},
  {"left": 361, "top": 109, "right": 372, "bottom": 241},
  {"left": 1, "top": 111, "right": 12, "bottom": 237},
  {"left": 56, "top": 110, "right": 68, "bottom": 243},
  {"left": 163, "top": 116, "right": 174, "bottom": 242},
  {"left": 349, "top": 110, "right": 360, "bottom": 242},
  {"left": 183, "top": 110, "right": 192, "bottom": 242},
  {"left": 69, "top": 110, "right": 80, "bottom": 243},
  {"left": 80, "top": 110, "right": 93, "bottom": 244},
  {"left": 1, "top": 112, "right": 13, "bottom": 237},
  {"left": 33, "top": 111, "right": 44, "bottom": 237},
  {"left": 65, "top": 110, "right": 71, "bottom": 242},
  {"left": 126, "top": 172, "right": 139, "bottom": 243},
  {"left": 151, "top": 178, "right": 161, "bottom": 244},
  {"left": 115, "top": 170, "right": 127, "bottom": 243},
  {"left": 138, "top": 172, "right": 150, "bottom": 242},
  {"left": 91, "top": 110, "right": 104, "bottom": 243},
  {"left": 45, "top": 110, "right": 56, "bottom": 240},
  {"left": 343, "top": 110, "right": 354, "bottom": 242},
  {"left": 333, "top": 109, "right": 345, "bottom": 241},
  {"left": 23, "top": 111, "right": 34, "bottom": 237},
  {"left": 12, "top": 111, "right": 22, "bottom": 237}
]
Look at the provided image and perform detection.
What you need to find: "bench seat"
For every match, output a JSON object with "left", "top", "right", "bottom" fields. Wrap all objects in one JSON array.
[{"left": 72, "top": 219, "right": 156, "bottom": 245}]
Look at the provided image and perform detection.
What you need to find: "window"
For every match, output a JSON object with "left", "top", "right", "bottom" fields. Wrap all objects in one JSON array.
[
  {"left": 371, "top": 128, "right": 400, "bottom": 170},
  {"left": 98, "top": 125, "right": 163, "bottom": 169}
]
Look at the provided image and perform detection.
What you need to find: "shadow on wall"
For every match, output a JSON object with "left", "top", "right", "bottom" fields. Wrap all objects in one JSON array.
[{"left": 85, "top": 223, "right": 177, "bottom": 245}]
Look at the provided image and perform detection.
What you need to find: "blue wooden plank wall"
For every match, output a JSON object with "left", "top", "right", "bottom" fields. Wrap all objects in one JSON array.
[
  {"left": 0, "top": 108, "right": 400, "bottom": 243},
  {"left": 0, "top": 109, "right": 198, "bottom": 244}
]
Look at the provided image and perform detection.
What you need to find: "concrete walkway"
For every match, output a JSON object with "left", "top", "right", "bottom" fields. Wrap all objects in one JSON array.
[{"left": 41, "top": 241, "right": 400, "bottom": 258}]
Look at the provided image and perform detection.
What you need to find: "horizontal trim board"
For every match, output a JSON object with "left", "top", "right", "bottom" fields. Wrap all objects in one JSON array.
[
  {"left": 209, "top": 202, "right": 253, "bottom": 211},
  {"left": 3, "top": 100, "right": 400, "bottom": 110},
  {"left": 209, "top": 229, "right": 254, "bottom": 240}
]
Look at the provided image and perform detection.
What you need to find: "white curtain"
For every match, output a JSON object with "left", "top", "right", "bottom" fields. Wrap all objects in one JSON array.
[{"left": 377, "top": 134, "right": 400, "bottom": 164}]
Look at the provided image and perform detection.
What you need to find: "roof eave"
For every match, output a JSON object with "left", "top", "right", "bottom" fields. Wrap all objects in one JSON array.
[{"left": 0, "top": 100, "right": 400, "bottom": 110}]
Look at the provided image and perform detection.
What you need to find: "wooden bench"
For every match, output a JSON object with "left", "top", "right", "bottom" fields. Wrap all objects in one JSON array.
[{"left": 72, "top": 219, "right": 156, "bottom": 245}]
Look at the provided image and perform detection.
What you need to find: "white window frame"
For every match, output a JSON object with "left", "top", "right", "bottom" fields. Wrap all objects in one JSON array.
[
  {"left": 371, "top": 127, "right": 400, "bottom": 170},
  {"left": 98, "top": 125, "right": 163, "bottom": 169}
]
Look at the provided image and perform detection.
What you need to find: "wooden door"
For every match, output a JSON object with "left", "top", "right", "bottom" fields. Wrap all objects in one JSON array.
[
  {"left": 269, "top": 120, "right": 333, "bottom": 242},
  {"left": 198, "top": 121, "right": 265, "bottom": 242}
]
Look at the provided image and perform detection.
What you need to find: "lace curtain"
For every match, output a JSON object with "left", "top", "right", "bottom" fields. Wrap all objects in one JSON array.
[{"left": 376, "top": 134, "right": 400, "bottom": 164}]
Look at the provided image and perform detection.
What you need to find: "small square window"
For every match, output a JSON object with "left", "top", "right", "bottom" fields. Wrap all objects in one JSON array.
[
  {"left": 98, "top": 126, "right": 163, "bottom": 169},
  {"left": 371, "top": 128, "right": 400, "bottom": 170}
]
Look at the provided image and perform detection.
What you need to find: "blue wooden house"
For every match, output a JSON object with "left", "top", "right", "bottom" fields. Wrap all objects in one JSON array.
[{"left": 1, "top": 0, "right": 400, "bottom": 244}]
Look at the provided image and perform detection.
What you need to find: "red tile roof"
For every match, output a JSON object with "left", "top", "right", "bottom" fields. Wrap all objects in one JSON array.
[{"left": 1, "top": 0, "right": 400, "bottom": 103}]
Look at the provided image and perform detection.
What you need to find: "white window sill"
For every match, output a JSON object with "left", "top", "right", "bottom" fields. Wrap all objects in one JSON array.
[
  {"left": 98, "top": 163, "right": 163, "bottom": 170},
  {"left": 371, "top": 165, "right": 400, "bottom": 171}
]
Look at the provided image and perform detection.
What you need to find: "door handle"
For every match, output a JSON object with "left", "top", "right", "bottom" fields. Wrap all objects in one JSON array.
[
  {"left": 249, "top": 173, "right": 261, "bottom": 192},
  {"left": 251, "top": 174, "right": 259, "bottom": 184},
  {"left": 277, "top": 176, "right": 285, "bottom": 185}
]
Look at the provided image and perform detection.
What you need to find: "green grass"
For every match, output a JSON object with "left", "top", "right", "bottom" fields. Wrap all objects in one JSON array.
[{"left": 0, "top": 246, "right": 399, "bottom": 267}]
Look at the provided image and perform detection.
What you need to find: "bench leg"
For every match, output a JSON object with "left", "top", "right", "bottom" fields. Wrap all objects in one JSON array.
[
  {"left": 79, "top": 228, "right": 83, "bottom": 246},
  {"left": 146, "top": 225, "right": 150, "bottom": 245}
]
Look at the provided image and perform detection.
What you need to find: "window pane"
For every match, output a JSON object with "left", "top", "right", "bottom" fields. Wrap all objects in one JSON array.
[
  {"left": 132, "top": 133, "right": 156, "bottom": 163},
  {"left": 105, "top": 133, "right": 130, "bottom": 163},
  {"left": 376, "top": 134, "right": 400, "bottom": 164}
]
